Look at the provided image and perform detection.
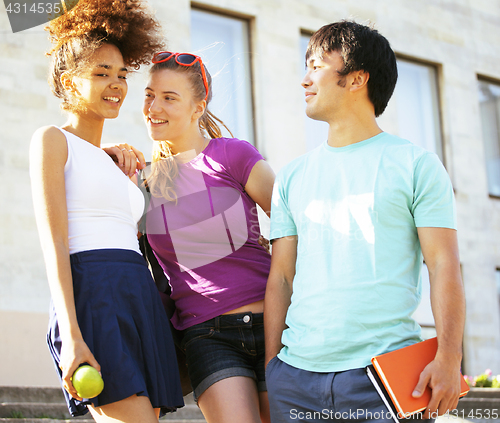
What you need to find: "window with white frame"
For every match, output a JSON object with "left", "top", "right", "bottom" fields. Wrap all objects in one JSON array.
[
  {"left": 300, "top": 32, "right": 329, "bottom": 152},
  {"left": 478, "top": 79, "right": 500, "bottom": 197},
  {"left": 191, "top": 9, "right": 255, "bottom": 145},
  {"left": 377, "top": 58, "right": 444, "bottom": 160}
]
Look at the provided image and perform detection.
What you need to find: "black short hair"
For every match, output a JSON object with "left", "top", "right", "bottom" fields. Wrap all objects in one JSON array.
[{"left": 306, "top": 20, "right": 397, "bottom": 117}]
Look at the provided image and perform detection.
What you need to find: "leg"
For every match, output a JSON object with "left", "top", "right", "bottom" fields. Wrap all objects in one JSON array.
[
  {"left": 198, "top": 376, "right": 262, "bottom": 423},
  {"left": 332, "top": 368, "right": 436, "bottom": 423},
  {"left": 88, "top": 394, "right": 159, "bottom": 423},
  {"left": 266, "top": 357, "right": 334, "bottom": 423},
  {"left": 333, "top": 368, "right": 393, "bottom": 423},
  {"left": 259, "top": 391, "right": 271, "bottom": 423}
]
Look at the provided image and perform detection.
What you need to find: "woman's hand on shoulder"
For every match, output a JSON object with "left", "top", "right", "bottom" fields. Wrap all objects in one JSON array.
[
  {"left": 102, "top": 143, "right": 146, "bottom": 178},
  {"left": 258, "top": 235, "right": 271, "bottom": 254}
]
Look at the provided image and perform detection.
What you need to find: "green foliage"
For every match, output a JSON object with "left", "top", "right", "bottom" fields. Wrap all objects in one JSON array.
[
  {"left": 464, "top": 369, "right": 500, "bottom": 388},
  {"left": 9, "top": 411, "right": 24, "bottom": 418},
  {"left": 474, "top": 373, "right": 493, "bottom": 387}
]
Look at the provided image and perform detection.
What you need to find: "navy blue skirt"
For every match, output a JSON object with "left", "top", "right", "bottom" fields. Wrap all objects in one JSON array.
[{"left": 47, "top": 249, "right": 184, "bottom": 417}]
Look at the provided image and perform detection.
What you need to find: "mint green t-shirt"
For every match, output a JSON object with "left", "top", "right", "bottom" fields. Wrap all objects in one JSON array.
[{"left": 270, "top": 132, "right": 456, "bottom": 372}]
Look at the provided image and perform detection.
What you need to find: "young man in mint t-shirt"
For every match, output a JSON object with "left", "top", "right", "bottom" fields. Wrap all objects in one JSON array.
[{"left": 264, "top": 21, "right": 465, "bottom": 423}]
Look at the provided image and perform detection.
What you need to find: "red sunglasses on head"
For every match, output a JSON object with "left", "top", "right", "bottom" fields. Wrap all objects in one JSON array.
[{"left": 152, "top": 51, "right": 209, "bottom": 102}]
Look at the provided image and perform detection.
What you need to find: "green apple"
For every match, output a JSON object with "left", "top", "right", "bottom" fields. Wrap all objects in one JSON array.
[{"left": 71, "top": 365, "right": 104, "bottom": 398}]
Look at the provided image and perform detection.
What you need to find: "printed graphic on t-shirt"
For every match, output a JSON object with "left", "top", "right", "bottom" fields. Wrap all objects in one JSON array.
[
  {"left": 145, "top": 163, "right": 248, "bottom": 271},
  {"left": 304, "top": 193, "right": 376, "bottom": 244}
]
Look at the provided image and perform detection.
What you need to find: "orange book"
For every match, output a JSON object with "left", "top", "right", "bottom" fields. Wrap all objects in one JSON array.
[{"left": 366, "top": 337, "right": 469, "bottom": 422}]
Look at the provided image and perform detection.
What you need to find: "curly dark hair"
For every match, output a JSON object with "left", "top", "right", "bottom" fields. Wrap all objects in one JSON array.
[{"left": 46, "top": 0, "right": 165, "bottom": 111}]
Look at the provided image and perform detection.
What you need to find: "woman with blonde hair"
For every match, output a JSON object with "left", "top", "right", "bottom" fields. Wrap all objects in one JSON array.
[
  {"left": 139, "top": 51, "right": 275, "bottom": 423},
  {"left": 30, "top": 1, "right": 184, "bottom": 421}
]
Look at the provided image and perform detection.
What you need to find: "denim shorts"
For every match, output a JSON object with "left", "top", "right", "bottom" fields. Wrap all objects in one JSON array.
[{"left": 181, "top": 312, "right": 266, "bottom": 402}]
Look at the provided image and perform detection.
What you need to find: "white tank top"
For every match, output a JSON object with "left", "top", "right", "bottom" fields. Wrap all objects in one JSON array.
[{"left": 59, "top": 127, "right": 145, "bottom": 255}]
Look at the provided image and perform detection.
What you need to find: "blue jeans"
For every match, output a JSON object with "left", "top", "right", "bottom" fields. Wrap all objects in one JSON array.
[
  {"left": 266, "top": 357, "right": 435, "bottom": 423},
  {"left": 181, "top": 312, "right": 266, "bottom": 402}
]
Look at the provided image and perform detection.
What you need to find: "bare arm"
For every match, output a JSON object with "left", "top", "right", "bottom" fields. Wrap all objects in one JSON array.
[
  {"left": 30, "top": 126, "right": 99, "bottom": 399},
  {"left": 264, "top": 235, "right": 297, "bottom": 367},
  {"left": 413, "top": 227, "right": 465, "bottom": 417},
  {"left": 244, "top": 160, "right": 275, "bottom": 218}
]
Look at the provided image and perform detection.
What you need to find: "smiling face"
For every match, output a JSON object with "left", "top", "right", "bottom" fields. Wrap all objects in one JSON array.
[
  {"left": 143, "top": 68, "right": 204, "bottom": 143},
  {"left": 67, "top": 43, "right": 128, "bottom": 120},
  {"left": 301, "top": 50, "right": 349, "bottom": 123}
]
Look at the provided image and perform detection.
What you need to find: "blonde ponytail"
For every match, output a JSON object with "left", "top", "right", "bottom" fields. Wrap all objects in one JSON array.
[
  {"left": 200, "top": 109, "right": 233, "bottom": 140},
  {"left": 147, "top": 141, "right": 179, "bottom": 203}
]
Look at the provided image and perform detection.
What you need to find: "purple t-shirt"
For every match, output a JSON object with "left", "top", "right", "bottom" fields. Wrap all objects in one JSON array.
[{"left": 146, "top": 138, "right": 271, "bottom": 330}]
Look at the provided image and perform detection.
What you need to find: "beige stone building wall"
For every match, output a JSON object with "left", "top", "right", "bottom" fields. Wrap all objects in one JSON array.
[{"left": 0, "top": 0, "right": 499, "bottom": 386}]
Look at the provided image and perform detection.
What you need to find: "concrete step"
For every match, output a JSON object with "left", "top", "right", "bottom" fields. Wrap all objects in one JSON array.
[
  {"left": 0, "top": 387, "right": 64, "bottom": 404},
  {"left": 0, "top": 403, "right": 92, "bottom": 419},
  {"left": 464, "top": 388, "right": 500, "bottom": 399},
  {"left": 0, "top": 386, "right": 205, "bottom": 422},
  {"left": 459, "top": 396, "right": 500, "bottom": 407},
  {"left": 457, "top": 396, "right": 500, "bottom": 419},
  {"left": 0, "top": 386, "right": 197, "bottom": 405},
  {"left": 162, "top": 405, "right": 205, "bottom": 420},
  {"left": 0, "top": 403, "right": 203, "bottom": 419}
]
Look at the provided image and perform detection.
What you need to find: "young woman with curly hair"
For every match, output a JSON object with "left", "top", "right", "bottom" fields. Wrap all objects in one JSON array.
[
  {"left": 136, "top": 52, "right": 275, "bottom": 423},
  {"left": 29, "top": 1, "right": 184, "bottom": 421}
]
